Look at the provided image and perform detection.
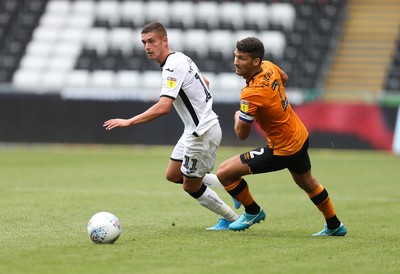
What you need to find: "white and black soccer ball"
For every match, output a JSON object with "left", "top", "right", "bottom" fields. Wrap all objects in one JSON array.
[{"left": 87, "top": 212, "right": 121, "bottom": 244}]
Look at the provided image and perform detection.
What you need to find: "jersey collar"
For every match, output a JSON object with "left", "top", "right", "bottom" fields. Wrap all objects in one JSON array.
[
  {"left": 160, "top": 52, "right": 176, "bottom": 68},
  {"left": 246, "top": 67, "right": 263, "bottom": 85}
]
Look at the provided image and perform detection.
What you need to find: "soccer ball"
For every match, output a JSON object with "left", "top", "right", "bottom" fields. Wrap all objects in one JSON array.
[{"left": 87, "top": 212, "right": 121, "bottom": 244}]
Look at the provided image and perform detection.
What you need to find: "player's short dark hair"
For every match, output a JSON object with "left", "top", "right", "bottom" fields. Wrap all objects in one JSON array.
[
  {"left": 141, "top": 22, "right": 167, "bottom": 37},
  {"left": 236, "top": 37, "right": 265, "bottom": 60}
]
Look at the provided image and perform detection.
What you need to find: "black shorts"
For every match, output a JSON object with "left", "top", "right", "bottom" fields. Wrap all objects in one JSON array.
[{"left": 240, "top": 138, "right": 311, "bottom": 175}]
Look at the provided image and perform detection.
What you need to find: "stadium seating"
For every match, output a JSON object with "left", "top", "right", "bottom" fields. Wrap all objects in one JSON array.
[
  {"left": 385, "top": 37, "right": 400, "bottom": 92},
  {"left": 0, "top": 0, "right": 47, "bottom": 82},
  {"left": 0, "top": 0, "right": 352, "bottom": 98}
]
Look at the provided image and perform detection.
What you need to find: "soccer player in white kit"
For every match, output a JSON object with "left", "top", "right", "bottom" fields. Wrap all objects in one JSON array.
[{"left": 103, "top": 22, "right": 238, "bottom": 230}]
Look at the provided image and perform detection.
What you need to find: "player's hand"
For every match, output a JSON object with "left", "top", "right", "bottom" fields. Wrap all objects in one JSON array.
[
  {"left": 234, "top": 111, "right": 240, "bottom": 122},
  {"left": 103, "top": 119, "right": 130, "bottom": 130}
]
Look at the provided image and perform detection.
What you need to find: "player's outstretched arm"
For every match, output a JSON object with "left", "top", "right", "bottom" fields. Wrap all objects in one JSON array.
[
  {"left": 103, "top": 118, "right": 131, "bottom": 130},
  {"left": 103, "top": 96, "right": 174, "bottom": 131}
]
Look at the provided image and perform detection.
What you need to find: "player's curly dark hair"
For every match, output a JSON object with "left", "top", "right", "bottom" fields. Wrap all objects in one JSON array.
[{"left": 236, "top": 37, "right": 265, "bottom": 61}]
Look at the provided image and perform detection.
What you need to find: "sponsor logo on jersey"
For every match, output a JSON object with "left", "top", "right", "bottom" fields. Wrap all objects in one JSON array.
[
  {"left": 240, "top": 100, "right": 250, "bottom": 113},
  {"left": 167, "top": 77, "right": 177, "bottom": 88}
]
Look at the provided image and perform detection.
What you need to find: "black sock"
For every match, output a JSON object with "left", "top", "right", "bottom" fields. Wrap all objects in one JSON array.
[
  {"left": 326, "top": 216, "right": 341, "bottom": 230},
  {"left": 245, "top": 202, "right": 261, "bottom": 215},
  {"left": 189, "top": 184, "right": 207, "bottom": 199}
]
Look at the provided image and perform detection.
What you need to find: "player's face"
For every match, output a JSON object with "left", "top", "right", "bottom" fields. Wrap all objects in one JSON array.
[
  {"left": 234, "top": 49, "right": 260, "bottom": 80},
  {"left": 141, "top": 31, "right": 167, "bottom": 63}
]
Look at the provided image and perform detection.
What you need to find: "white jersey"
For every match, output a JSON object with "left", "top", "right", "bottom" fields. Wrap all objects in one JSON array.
[{"left": 160, "top": 52, "right": 219, "bottom": 136}]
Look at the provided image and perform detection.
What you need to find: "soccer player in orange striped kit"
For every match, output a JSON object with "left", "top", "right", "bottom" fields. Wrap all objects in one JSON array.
[{"left": 216, "top": 37, "right": 347, "bottom": 236}]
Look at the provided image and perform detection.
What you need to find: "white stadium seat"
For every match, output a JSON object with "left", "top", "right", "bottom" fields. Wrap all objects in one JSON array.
[
  {"left": 259, "top": 31, "right": 286, "bottom": 59},
  {"left": 115, "top": 70, "right": 140, "bottom": 89},
  {"left": 182, "top": 29, "right": 209, "bottom": 57},
  {"left": 145, "top": 1, "right": 170, "bottom": 25},
  {"left": 243, "top": 3, "right": 269, "bottom": 30},
  {"left": 64, "top": 13, "right": 94, "bottom": 28},
  {"left": 213, "top": 72, "right": 243, "bottom": 91},
  {"left": 170, "top": 1, "right": 195, "bottom": 29},
  {"left": 71, "top": 0, "right": 96, "bottom": 14},
  {"left": 47, "top": 55, "right": 76, "bottom": 71},
  {"left": 233, "top": 30, "right": 258, "bottom": 44},
  {"left": 59, "top": 27, "right": 87, "bottom": 43},
  {"left": 85, "top": 28, "right": 109, "bottom": 55},
  {"left": 195, "top": 2, "right": 219, "bottom": 29},
  {"left": 219, "top": 2, "right": 244, "bottom": 30},
  {"left": 40, "top": 70, "right": 66, "bottom": 90},
  {"left": 269, "top": 3, "right": 296, "bottom": 31},
  {"left": 109, "top": 28, "right": 134, "bottom": 54},
  {"left": 208, "top": 30, "right": 235, "bottom": 58},
  {"left": 96, "top": 0, "right": 120, "bottom": 26},
  {"left": 209, "top": 73, "right": 243, "bottom": 102},
  {"left": 65, "top": 70, "right": 90, "bottom": 87},
  {"left": 90, "top": 70, "right": 115, "bottom": 88},
  {"left": 120, "top": 1, "right": 145, "bottom": 27},
  {"left": 45, "top": 0, "right": 71, "bottom": 14},
  {"left": 39, "top": 13, "right": 67, "bottom": 28},
  {"left": 32, "top": 26, "right": 60, "bottom": 43},
  {"left": 141, "top": 71, "right": 162, "bottom": 90},
  {"left": 12, "top": 69, "right": 41, "bottom": 90},
  {"left": 25, "top": 40, "right": 53, "bottom": 56},
  {"left": 53, "top": 41, "right": 82, "bottom": 58},
  {"left": 19, "top": 55, "right": 48, "bottom": 70},
  {"left": 166, "top": 29, "right": 184, "bottom": 52},
  {"left": 131, "top": 28, "right": 144, "bottom": 51}
]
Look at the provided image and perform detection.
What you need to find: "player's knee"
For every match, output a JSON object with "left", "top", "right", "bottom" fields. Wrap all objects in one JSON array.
[
  {"left": 216, "top": 158, "right": 229, "bottom": 180},
  {"left": 182, "top": 182, "right": 196, "bottom": 194},
  {"left": 182, "top": 183, "right": 191, "bottom": 193},
  {"left": 166, "top": 174, "right": 183, "bottom": 184},
  {"left": 216, "top": 164, "right": 229, "bottom": 184},
  {"left": 182, "top": 180, "right": 203, "bottom": 194},
  {"left": 292, "top": 171, "right": 318, "bottom": 192}
]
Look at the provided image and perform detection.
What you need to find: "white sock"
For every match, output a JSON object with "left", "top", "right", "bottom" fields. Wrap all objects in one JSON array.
[
  {"left": 196, "top": 187, "right": 238, "bottom": 221},
  {"left": 202, "top": 173, "right": 224, "bottom": 189}
]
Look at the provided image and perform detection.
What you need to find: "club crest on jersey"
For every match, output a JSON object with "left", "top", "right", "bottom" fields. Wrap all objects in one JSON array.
[
  {"left": 240, "top": 100, "right": 250, "bottom": 113},
  {"left": 167, "top": 77, "right": 177, "bottom": 88}
]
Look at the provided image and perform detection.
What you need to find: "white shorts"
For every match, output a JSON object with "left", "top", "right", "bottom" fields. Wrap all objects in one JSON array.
[{"left": 170, "top": 123, "right": 222, "bottom": 178}]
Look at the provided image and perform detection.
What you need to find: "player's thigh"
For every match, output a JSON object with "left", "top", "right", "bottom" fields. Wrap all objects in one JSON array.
[
  {"left": 166, "top": 159, "right": 183, "bottom": 183},
  {"left": 217, "top": 154, "right": 251, "bottom": 184},
  {"left": 182, "top": 124, "right": 221, "bottom": 178},
  {"left": 166, "top": 138, "right": 185, "bottom": 183}
]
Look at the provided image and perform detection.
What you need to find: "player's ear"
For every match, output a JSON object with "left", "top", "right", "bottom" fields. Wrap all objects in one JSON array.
[{"left": 253, "top": 57, "right": 261, "bottom": 66}]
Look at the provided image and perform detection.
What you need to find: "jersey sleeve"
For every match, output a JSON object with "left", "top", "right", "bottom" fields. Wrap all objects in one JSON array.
[
  {"left": 239, "top": 87, "right": 263, "bottom": 123},
  {"left": 160, "top": 62, "right": 184, "bottom": 99}
]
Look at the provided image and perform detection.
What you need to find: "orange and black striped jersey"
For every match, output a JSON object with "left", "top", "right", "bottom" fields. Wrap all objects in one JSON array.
[{"left": 239, "top": 61, "right": 309, "bottom": 156}]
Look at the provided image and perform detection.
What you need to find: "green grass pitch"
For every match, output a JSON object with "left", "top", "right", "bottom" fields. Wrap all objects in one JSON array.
[{"left": 1, "top": 144, "right": 399, "bottom": 274}]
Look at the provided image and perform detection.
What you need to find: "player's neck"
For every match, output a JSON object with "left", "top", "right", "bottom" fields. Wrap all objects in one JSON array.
[
  {"left": 157, "top": 48, "right": 172, "bottom": 65},
  {"left": 246, "top": 66, "right": 263, "bottom": 82}
]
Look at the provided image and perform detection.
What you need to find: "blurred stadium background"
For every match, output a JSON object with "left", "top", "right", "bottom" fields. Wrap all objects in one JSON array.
[{"left": 0, "top": 0, "right": 399, "bottom": 153}]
